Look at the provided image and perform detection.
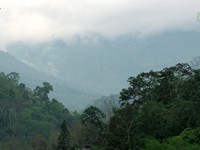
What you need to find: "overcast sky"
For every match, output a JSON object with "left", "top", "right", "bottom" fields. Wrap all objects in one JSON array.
[{"left": 0, "top": 0, "right": 200, "bottom": 49}]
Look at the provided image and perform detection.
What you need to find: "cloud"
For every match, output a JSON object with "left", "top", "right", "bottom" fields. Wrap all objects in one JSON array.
[{"left": 0, "top": 0, "right": 200, "bottom": 48}]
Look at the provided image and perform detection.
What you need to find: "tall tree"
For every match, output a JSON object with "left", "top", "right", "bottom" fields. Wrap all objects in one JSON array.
[
  {"left": 80, "top": 106, "right": 105, "bottom": 148},
  {"left": 107, "top": 63, "right": 196, "bottom": 150},
  {"left": 6, "top": 72, "right": 20, "bottom": 84},
  {"left": 80, "top": 106, "right": 105, "bottom": 128},
  {"left": 57, "top": 120, "right": 70, "bottom": 150},
  {"left": 34, "top": 82, "right": 53, "bottom": 100}
]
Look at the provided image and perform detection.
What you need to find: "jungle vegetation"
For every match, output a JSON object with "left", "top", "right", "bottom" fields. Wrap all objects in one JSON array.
[{"left": 1, "top": 62, "right": 200, "bottom": 150}]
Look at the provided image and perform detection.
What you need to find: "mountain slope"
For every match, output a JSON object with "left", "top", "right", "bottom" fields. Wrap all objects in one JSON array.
[
  {"left": 6, "top": 30, "right": 200, "bottom": 95},
  {"left": 0, "top": 51, "right": 97, "bottom": 110}
]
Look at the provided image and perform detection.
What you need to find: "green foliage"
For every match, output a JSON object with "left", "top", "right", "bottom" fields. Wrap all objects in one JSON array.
[
  {"left": 107, "top": 104, "right": 146, "bottom": 150},
  {"left": 6, "top": 72, "right": 20, "bottom": 84},
  {"left": 0, "top": 72, "right": 75, "bottom": 150},
  {"left": 34, "top": 82, "right": 53, "bottom": 100},
  {"left": 57, "top": 120, "right": 70, "bottom": 150},
  {"left": 1, "top": 62, "right": 200, "bottom": 150},
  {"left": 80, "top": 106, "right": 105, "bottom": 148},
  {"left": 80, "top": 106, "right": 105, "bottom": 128},
  {"left": 143, "top": 132, "right": 200, "bottom": 150},
  {"left": 106, "top": 63, "right": 200, "bottom": 150},
  {"left": 142, "top": 139, "right": 169, "bottom": 150},
  {"left": 180, "top": 128, "right": 200, "bottom": 144}
]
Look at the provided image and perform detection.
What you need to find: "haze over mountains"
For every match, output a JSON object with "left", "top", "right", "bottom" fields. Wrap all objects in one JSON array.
[
  {"left": 1, "top": 30, "right": 200, "bottom": 110},
  {"left": 0, "top": 51, "right": 97, "bottom": 110}
]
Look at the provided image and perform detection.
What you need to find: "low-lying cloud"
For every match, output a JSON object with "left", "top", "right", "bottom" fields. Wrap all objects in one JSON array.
[{"left": 0, "top": 0, "right": 200, "bottom": 49}]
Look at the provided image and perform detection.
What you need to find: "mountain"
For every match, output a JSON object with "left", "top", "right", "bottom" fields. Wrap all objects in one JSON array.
[
  {"left": 0, "top": 51, "right": 98, "bottom": 110},
  {"left": 6, "top": 30, "right": 200, "bottom": 96}
]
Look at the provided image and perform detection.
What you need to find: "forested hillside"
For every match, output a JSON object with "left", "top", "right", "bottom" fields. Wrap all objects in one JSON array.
[
  {"left": 79, "top": 63, "right": 200, "bottom": 150},
  {"left": 105, "top": 63, "right": 200, "bottom": 150},
  {"left": 0, "top": 51, "right": 97, "bottom": 110},
  {"left": 0, "top": 72, "right": 77, "bottom": 149},
  {"left": 74, "top": 63, "right": 200, "bottom": 150},
  {"left": 1, "top": 62, "right": 200, "bottom": 150}
]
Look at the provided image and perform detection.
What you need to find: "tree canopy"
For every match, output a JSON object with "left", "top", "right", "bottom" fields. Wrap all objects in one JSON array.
[{"left": 1, "top": 62, "right": 200, "bottom": 150}]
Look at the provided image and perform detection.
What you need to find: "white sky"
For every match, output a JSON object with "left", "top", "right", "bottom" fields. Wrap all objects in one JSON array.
[{"left": 0, "top": 0, "right": 200, "bottom": 48}]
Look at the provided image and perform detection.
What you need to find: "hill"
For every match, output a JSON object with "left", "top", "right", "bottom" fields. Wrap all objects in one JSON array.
[
  {"left": 6, "top": 30, "right": 200, "bottom": 96},
  {"left": 0, "top": 71, "right": 74, "bottom": 149},
  {"left": 0, "top": 51, "right": 97, "bottom": 110}
]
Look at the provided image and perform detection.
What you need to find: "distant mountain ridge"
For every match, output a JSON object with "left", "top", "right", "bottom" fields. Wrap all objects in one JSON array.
[
  {"left": 6, "top": 30, "right": 200, "bottom": 96},
  {"left": 0, "top": 51, "right": 97, "bottom": 110}
]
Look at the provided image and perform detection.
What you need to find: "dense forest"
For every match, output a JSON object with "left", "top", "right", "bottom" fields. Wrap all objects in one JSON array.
[{"left": 1, "top": 62, "right": 200, "bottom": 150}]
